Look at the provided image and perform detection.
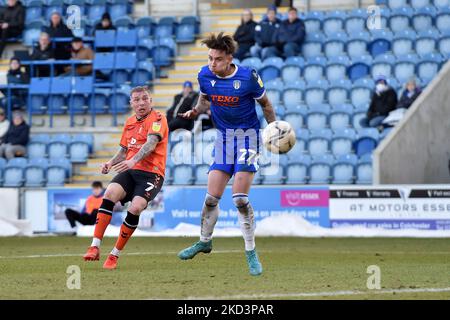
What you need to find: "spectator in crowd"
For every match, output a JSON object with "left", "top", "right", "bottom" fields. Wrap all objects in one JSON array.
[
  {"left": 0, "top": 57, "right": 29, "bottom": 110},
  {"left": 360, "top": 76, "right": 398, "bottom": 128},
  {"left": 62, "top": 37, "right": 94, "bottom": 76},
  {"left": 94, "top": 12, "right": 116, "bottom": 34},
  {"left": 272, "top": 7, "right": 306, "bottom": 58},
  {"left": 45, "top": 11, "right": 74, "bottom": 74},
  {"left": 250, "top": 5, "right": 280, "bottom": 60},
  {"left": 65, "top": 181, "right": 105, "bottom": 230},
  {"left": 0, "top": 0, "right": 25, "bottom": 58},
  {"left": 30, "top": 32, "right": 55, "bottom": 77},
  {"left": 0, "top": 110, "right": 29, "bottom": 159},
  {"left": 233, "top": 9, "right": 257, "bottom": 61},
  {"left": 0, "top": 108, "right": 10, "bottom": 144},
  {"left": 396, "top": 77, "right": 421, "bottom": 110},
  {"left": 166, "top": 81, "right": 199, "bottom": 131}
]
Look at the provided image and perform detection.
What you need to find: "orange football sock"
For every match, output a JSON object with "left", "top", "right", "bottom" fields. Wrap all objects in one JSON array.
[
  {"left": 114, "top": 224, "right": 136, "bottom": 251},
  {"left": 93, "top": 212, "right": 112, "bottom": 240}
]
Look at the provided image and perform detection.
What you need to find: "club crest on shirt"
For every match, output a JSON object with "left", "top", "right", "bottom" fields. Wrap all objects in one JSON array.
[
  {"left": 233, "top": 80, "right": 241, "bottom": 90},
  {"left": 210, "top": 80, "right": 216, "bottom": 87},
  {"left": 152, "top": 122, "right": 161, "bottom": 132}
]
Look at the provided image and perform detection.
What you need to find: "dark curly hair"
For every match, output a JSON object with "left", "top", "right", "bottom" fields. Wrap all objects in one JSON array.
[{"left": 201, "top": 32, "right": 237, "bottom": 55}]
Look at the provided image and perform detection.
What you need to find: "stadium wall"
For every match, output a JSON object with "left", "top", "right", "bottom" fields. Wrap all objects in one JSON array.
[{"left": 373, "top": 61, "right": 450, "bottom": 184}]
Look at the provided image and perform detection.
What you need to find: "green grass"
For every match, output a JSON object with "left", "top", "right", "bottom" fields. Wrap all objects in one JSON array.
[{"left": 0, "top": 237, "right": 449, "bottom": 300}]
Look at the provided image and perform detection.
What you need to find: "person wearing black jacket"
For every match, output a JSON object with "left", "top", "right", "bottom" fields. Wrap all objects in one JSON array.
[
  {"left": 360, "top": 76, "right": 398, "bottom": 128},
  {"left": 0, "top": 57, "right": 29, "bottom": 110},
  {"left": 0, "top": 0, "right": 25, "bottom": 57},
  {"left": 233, "top": 9, "right": 257, "bottom": 61},
  {"left": 272, "top": 7, "right": 306, "bottom": 57},
  {"left": 166, "top": 81, "right": 199, "bottom": 131},
  {"left": 30, "top": 32, "right": 55, "bottom": 77},
  {"left": 251, "top": 6, "right": 280, "bottom": 60},
  {"left": 0, "top": 111, "right": 29, "bottom": 159}
]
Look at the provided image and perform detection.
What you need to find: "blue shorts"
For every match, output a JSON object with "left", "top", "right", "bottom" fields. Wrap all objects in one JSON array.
[{"left": 208, "top": 133, "right": 260, "bottom": 176}]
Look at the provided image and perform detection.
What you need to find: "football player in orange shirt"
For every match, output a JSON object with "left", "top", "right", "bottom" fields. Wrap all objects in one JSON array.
[{"left": 83, "top": 86, "right": 169, "bottom": 269}]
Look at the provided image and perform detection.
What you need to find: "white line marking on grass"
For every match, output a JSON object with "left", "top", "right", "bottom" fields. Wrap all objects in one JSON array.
[
  {"left": 180, "top": 287, "right": 450, "bottom": 300},
  {"left": 0, "top": 250, "right": 243, "bottom": 259}
]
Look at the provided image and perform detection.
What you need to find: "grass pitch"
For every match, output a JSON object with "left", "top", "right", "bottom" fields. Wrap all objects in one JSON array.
[{"left": 0, "top": 237, "right": 449, "bottom": 300}]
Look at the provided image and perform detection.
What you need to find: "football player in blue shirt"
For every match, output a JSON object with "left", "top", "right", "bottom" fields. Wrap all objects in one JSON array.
[{"left": 177, "top": 32, "right": 276, "bottom": 276}]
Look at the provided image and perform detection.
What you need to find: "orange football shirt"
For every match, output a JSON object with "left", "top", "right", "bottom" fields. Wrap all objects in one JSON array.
[{"left": 119, "top": 110, "right": 168, "bottom": 177}]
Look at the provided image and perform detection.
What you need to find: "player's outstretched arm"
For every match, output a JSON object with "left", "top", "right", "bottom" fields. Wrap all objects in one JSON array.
[
  {"left": 112, "top": 134, "right": 160, "bottom": 173},
  {"left": 178, "top": 94, "right": 210, "bottom": 119},
  {"left": 101, "top": 146, "right": 127, "bottom": 174},
  {"left": 257, "top": 94, "right": 276, "bottom": 124}
]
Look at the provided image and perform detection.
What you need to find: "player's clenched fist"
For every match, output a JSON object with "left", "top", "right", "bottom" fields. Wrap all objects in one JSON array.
[
  {"left": 101, "top": 161, "right": 112, "bottom": 174},
  {"left": 178, "top": 108, "right": 198, "bottom": 119}
]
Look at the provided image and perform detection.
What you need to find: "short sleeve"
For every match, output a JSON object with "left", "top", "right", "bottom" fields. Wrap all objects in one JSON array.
[
  {"left": 147, "top": 113, "right": 168, "bottom": 141},
  {"left": 198, "top": 73, "right": 207, "bottom": 96},
  {"left": 250, "top": 69, "right": 266, "bottom": 99}
]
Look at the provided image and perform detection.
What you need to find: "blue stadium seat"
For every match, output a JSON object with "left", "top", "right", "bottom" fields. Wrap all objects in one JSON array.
[
  {"left": 154, "top": 16, "right": 177, "bottom": 38},
  {"left": 329, "top": 104, "right": 353, "bottom": 130},
  {"left": 354, "top": 129, "right": 378, "bottom": 157},
  {"left": 27, "top": 134, "right": 49, "bottom": 158},
  {"left": 285, "top": 154, "right": 311, "bottom": 184},
  {"left": 394, "top": 56, "right": 417, "bottom": 83},
  {"left": 368, "top": 38, "right": 391, "bottom": 57},
  {"left": 352, "top": 105, "right": 369, "bottom": 130},
  {"left": 282, "top": 87, "right": 302, "bottom": 108},
  {"left": 26, "top": 1, "right": 43, "bottom": 21},
  {"left": 392, "top": 30, "right": 416, "bottom": 57},
  {"left": 324, "top": 33, "right": 347, "bottom": 58},
  {"left": 326, "top": 56, "right": 350, "bottom": 82},
  {"left": 327, "top": 86, "right": 348, "bottom": 106},
  {"left": 3, "top": 159, "right": 26, "bottom": 187},
  {"left": 89, "top": 89, "right": 110, "bottom": 114},
  {"left": 69, "top": 140, "right": 89, "bottom": 163},
  {"left": 344, "top": 9, "right": 367, "bottom": 34},
  {"left": 241, "top": 57, "right": 262, "bottom": 70},
  {"left": 95, "top": 30, "right": 116, "bottom": 50},
  {"left": 25, "top": 158, "right": 48, "bottom": 187},
  {"left": 131, "top": 61, "right": 154, "bottom": 87},
  {"left": 417, "top": 54, "right": 441, "bottom": 84},
  {"left": 411, "top": 0, "right": 432, "bottom": 8},
  {"left": 260, "top": 154, "right": 286, "bottom": 185},
  {"left": 136, "top": 16, "right": 155, "bottom": 38},
  {"left": 350, "top": 85, "right": 372, "bottom": 108},
  {"left": 354, "top": 78, "right": 375, "bottom": 88},
  {"left": 347, "top": 62, "right": 370, "bottom": 81},
  {"left": 303, "top": 61, "right": 325, "bottom": 83},
  {"left": 259, "top": 65, "right": 280, "bottom": 83},
  {"left": 371, "top": 55, "right": 394, "bottom": 79},
  {"left": 305, "top": 86, "right": 326, "bottom": 107},
  {"left": 72, "top": 133, "right": 94, "bottom": 153},
  {"left": 69, "top": 76, "right": 93, "bottom": 114},
  {"left": 346, "top": 32, "right": 369, "bottom": 58},
  {"left": 113, "top": 51, "right": 137, "bottom": 84},
  {"left": 332, "top": 154, "right": 357, "bottom": 184},
  {"left": 152, "top": 38, "right": 176, "bottom": 67},
  {"left": 115, "top": 28, "right": 138, "bottom": 48},
  {"left": 109, "top": 0, "right": 128, "bottom": 21},
  {"left": 302, "top": 33, "right": 325, "bottom": 58},
  {"left": 46, "top": 163, "right": 66, "bottom": 186},
  {"left": 356, "top": 154, "right": 373, "bottom": 184},
  {"left": 176, "top": 23, "right": 195, "bottom": 43},
  {"left": 114, "top": 16, "right": 135, "bottom": 32},
  {"left": 288, "top": 129, "right": 309, "bottom": 156},
  {"left": 45, "top": 0, "right": 64, "bottom": 20},
  {"left": 331, "top": 128, "right": 356, "bottom": 156},
  {"left": 306, "top": 104, "right": 329, "bottom": 130},
  {"left": 266, "top": 87, "right": 282, "bottom": 106},
  {"left": 194, "top": 164, "right": 209, "bottom": 185},
  {"left": 88, "top": 0, "right": 107, "bottom": 23},
  {"left": 136, "top": 37, "right": 154, "bottom": 60},
  {"left": 284, "top": 108, "right": 305, "bottom": 132},
  {"left": 388, "top": 7, "right": 412, "bottom": 33},
  {"left": 416, "top": 31, "right": 438, "bottom": 57},
  {"left": 172, "top": 165, "right": 194, "bottom": 185},
  {"left": 434, "top": 0, "right": 449, "bottom": 9},
  {"left": 29, "top": 77, "right": 50, "bottom": 114},
  {"left": 0, "top": 157, "right": 6, "bottom": 186},
  {"left": 412, "top": 6, "right": 436, "bottom": 32},
  {"left": 436, "top": 7, "right": 450, "bottom": 33},
  {"left": 180, "top": 15, "right": 200, "bottom": 34},
  {"left": 48, "top": 76, "right": 71, "bottom": 114},
  {"left": 308, "top": 129, "right": 332, "bottom": 156},
  {"left": 48, "top": 134, "right": 71, "bottom": 159},
  {"left": 304, "top": 11, "right": 324, "bottom": 33},
  {"left": 323, "top": 10, "right": 345, "bottom": 35},
  {"left": 309, "top": 154, "right": 334, "bottom": 184},
  {"left": 285, "top": 56, "right": 305, "bottom": 67},
  {"left": 281, "top": 64, "right": 301, "bottom": 83},
  {"left": 438, "top": 31, "right": 450, "bottom": 58}
]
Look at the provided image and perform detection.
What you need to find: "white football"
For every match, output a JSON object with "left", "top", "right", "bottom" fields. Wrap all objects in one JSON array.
[{"left": 262, "top": 120, "right": 296, "bottom": 154}]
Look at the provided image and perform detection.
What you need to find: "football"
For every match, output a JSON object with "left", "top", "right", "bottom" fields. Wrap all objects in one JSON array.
[{"left": 262, "top": 120, "right": 296, "bottom": 154}]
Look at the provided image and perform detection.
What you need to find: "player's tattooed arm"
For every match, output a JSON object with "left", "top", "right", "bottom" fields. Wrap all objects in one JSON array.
[
  {"left": 101, "top": 146, "right": 127, "bottom": 174},
  {"left": 132, "top": 134, "right": 160, "bottom": 163},
  {"left": 179, "top": 94, "right": 210, "bottom": 119},
  {"left": 257, "top": 94, "right": 277, "bottom": 124}
]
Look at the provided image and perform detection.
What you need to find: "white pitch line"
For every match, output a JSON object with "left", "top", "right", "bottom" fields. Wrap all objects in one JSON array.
[
  {"left": 181, "top": 287, "right": 450, "bottom": 300},
  {"left": 0, "top": 250, "right": 243, "bottom": 260}
]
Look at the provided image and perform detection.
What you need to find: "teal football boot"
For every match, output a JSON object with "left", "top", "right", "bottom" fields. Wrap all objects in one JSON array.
[
  {"left": 245, "top": 248, "right": 263, "bottom": 276},
  {"left": 177, "top": 240, "right": 212, "bottom": 260}
]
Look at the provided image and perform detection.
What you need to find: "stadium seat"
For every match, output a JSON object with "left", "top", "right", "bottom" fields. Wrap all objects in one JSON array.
[
  {"left": 259, "top": 65, "right": 280, "bottom": 83},
  {"left": 394, "top": 56, "right": 417, "bottom": 83},
  {"left": 45, "top": 0, "right": 64, "bottom": 20},
  {"left": 305, "top": 86, "right": 326, "bottom": 107},
  {"left": 282, "top": 87, "right": 302, "bottom": 108},
  {"left": 326, "top": 56, "right": 350, "bottom": 82},
  {"left": 346, "top": 33, "right": 369, "bottom": 58},
  {"left": 285, "top": 154, "right": 311, "bottom": 184},
  {"left": 438, "top": 31, "right": 450, "bottom": 58},
  {"left": 388, "top": 8, "right": 412, "bottom": 33},
  {"left": 154, "top": 16, "right": 177, "bottom": 38},
  {"left": 356, "top": 154, "right": 373, "bottom": 184},
  {"left": 412, "top": 7, "right": 436, "bottom": 32},
  {"left": 262, "top": 56, "right": 284, "bottom": 69},
  {"left": 306, "top": 104, "right": 329, "bottom": 130},
  {"left": 392, "top": 30, "right": 415, "bottom": 57},
  {"left": 114, "top": 16, "right": 135, "bottom": 32},
  {"left": 302, "top": 33, "right": 324, "bottom": 59},
  {"left": 48, "top": 76, "right": 71, "bottom": 115},
  {"left": 347, "top": 62, "right": 370, "bottom": 81},
  {"left": 350, "top": 85, "right": 372, "bottom": 108},
  {"left": 436, "top": 7, "right": 450, "bottom": 33},
  {"left": 194, "top": 164, "right": 209, "bottom": 185},
  {"left": 344, "top": 9, "right": 367, "bottom": 34},
  {"left": 27, "top": 134, "right": 49, "bottom": 158},
  {"left": 304, "top": 61, "right": 325, "bottom": 83},
  {"left": 29, "top": 77, "right": 50, "bottom": 114},
  {"left": 352, "top": 105, "right": 369, "bottom": 130},
  {"left": 70, "top": 76, "right": 93, "bottom": 114},
  {"left": 26, "top": 1, "right": 43, "bottom": 21},
  {"left": 308, "top": 129, "right": 332, "bottom": 156},
  {"left": 94, "top": 30, "right": 116, "bottom": 50},
  {"left": 113, "top": 51, "right": 137, "bottom": 84},
  {"left": 309, "top": 154, "right": 334, "bottom": 184},
  {"left": 152, "top": 38, "right": 176, "bottom": 67},
  {"left": 48, "top": 134, "right": 71, "bottom": 159},
  {"left": 241, "top": 57, "right": 262, "bottom": 70},
  {"left": 281, "top": 64, "right": 302, "bottom": 83},
  {"left": 288, "top": 129, "right": 309, "bottom": 156},
  {"left": 411, "top": 0, "right": 432, "bottom": 8},
  {"left": 323, "top": 11, "right": 345, "bottom": 35},
  {"left": 434, "top": 0, "right": 449, "bottom": 9},
  {"left": 304, "top": 11, "right": 324, "bottom": 33},
  {"left": 417, "top": 53, "right": 442, "bottom": 84},
  {"left": 324, "top": 33, "right": 347, "bottom": 58},
  {"left": 136, "top": 37, "right": 154, "bottom": 60},
  {"left": 172, "top": 165, "right": 194, "bottom": 185},
  {"left": 368, "top": 38, "right": 391, "bottom": 57},
  {"left": 415, "top": 31, "right": 438, "bottom": 57},
  {"left": 329, "top": 104, "right": 353, "bottom": 130},
  {"left": 332, "top": 154, "right": 357, "bottom": 184},
  {"left": 93, "top": 52, "right": 115, "bottom": 81},
  {"left": 115, "top": 28, "right": 138, "bottom": 49},
  {"left": 136, "top": 17, "right": 155, "bottom": 38},
  {"left": 109, "top": 0, "right": 128, "bottom": 21},
  {"left": 327, "top": 86, "right": 348, "bottom": 106},
  {"left": 371, "top": 55, "right": 394, "bottom": 78},
  {"left": 354, "top": 129, "right": 378, "bottom": 157},
  {"left": 260, "top": 155, "right": 286, "bottom": 185},
  {"left": 331, "top": 128, "right": 356, "bottom": 156},
  {"left": 25, "top": 158, "right": 48, "bottom": 187},
  {"left": 87, "top": 0, "right": 106, "bottom": 22}
]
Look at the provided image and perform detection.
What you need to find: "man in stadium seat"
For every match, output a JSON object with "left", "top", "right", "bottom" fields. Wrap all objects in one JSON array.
[
  {"left": 272, "top": 7, "right": 305, "bottom": 58},
  {"left": 166, "top": 81, "right": 199, "bottom": 132},
  {"left": 0, "top": 110, "right": 29, "bottom": 159},
  {"left": 44, "top": 11, "right": 74, "bottom": 74},
  {"left": 360, "top": 75, "right": 398, "bottom": 128},
  {"left": 250, "top": 5, "right": 281, "bottom": 60},
  {"left": 83, "top": 86, "right": 168, "bottom": 270},
  {"left": 65, "top": 181, "right": 105, "bottom": 231},
  {"left": 0, "top": 0, "right": 25, "bottom": 58},
  {"left": 233, "top": 9, "right": 257, "bottom": 60},
  {"left": 396, "top": 77, "right": 421, "bottom": 110},
  {"left": 0, "top": 57, "right": 28, "bottom": 110},
  {"left": 30, "top": 32, "right": 55, "bottom": 77},
  {"left": 62, "top": 37, "right": 94, "bottom": 76},
  {"left": 0, "top": 108, "right": 10, "bottom": 144}
]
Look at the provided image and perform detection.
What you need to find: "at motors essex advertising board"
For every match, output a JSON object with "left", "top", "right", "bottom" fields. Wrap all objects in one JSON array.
[{"left": 329, "top": 186, "right": 450, "bottom": 230}]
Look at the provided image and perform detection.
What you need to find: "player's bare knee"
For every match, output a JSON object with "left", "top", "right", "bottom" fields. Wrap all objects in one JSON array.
[
  {"left": 128, "top": 198, "right": 148, "bottom": 215},
  {"left": 204, "top": 193, "right": 220, "bottom": 208},
  {"left": 232, "top": 193, "right": 250, "bottom": 212},
  {"left": 104, "top": 184, "right": 124, "bottom": 202}
]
